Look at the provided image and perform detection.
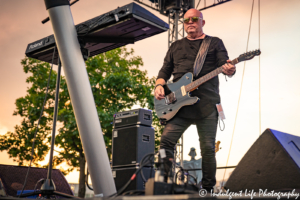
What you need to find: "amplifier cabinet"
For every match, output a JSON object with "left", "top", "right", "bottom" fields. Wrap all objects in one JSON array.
[
  {"left": 113, "top": 108, "right": 152, "bottom": 128},
  {"left": 112, "top": 125, "right": 154, "bottom": 168},
  {"left": 112, "top": 166, "right": 154, "bottom": 192}
]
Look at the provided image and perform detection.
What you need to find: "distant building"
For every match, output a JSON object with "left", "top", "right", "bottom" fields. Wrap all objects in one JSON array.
[{"left": 69, "top": 183, "right": 94, "bottom": 198}]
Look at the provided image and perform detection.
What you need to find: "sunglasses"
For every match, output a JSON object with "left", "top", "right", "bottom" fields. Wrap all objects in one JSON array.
[{"left": 183, "top": 17, "right": 202, "bottom": 24}]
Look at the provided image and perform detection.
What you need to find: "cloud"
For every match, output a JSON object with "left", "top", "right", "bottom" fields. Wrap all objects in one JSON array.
[{"left": 0, "top": 124, "right": 8, "bottom": 135}]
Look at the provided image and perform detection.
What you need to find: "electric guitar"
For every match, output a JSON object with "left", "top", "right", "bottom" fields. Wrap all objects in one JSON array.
[{"left": 154, "top": 50, "right": 261, "bottom": 122}]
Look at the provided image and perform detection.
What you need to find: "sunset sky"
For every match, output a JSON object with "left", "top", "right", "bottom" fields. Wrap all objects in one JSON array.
[{"left": 0, "top": 0, "right": 300, "bottom": 185}]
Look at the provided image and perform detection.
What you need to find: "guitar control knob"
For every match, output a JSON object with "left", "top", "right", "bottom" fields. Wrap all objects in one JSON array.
[
  {"left": 162, "top": 111, "right": 166, "bottom": 114},
  {"left": 168, "top": 108, "right": 172, "bottom": 111}
]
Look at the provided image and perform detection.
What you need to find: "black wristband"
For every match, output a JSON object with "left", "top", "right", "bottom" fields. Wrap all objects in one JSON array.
[{"left": 154, "top": 84, "right": 164, "bottom": 90}]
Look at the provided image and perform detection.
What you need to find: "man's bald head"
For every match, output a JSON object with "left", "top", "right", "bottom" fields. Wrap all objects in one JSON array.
[
  {"left": 184, "top": 8, "right": 203, "bottom": 19},
  {"left": 184, "top": 8, "right": 205, "bottom": 39}
]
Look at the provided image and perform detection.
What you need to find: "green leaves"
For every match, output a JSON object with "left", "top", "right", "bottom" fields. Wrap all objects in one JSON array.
[{"left": 0, "top": 46, "right": 163, "bottom": 175}]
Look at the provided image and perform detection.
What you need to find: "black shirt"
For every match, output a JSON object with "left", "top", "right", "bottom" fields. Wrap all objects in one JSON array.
[{"left": 157, "top": 36, "right": 229, "bottom": 119}]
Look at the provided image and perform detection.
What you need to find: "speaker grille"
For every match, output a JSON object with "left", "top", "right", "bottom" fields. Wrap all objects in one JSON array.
[{"left": 112, "top": 125, "right": 154, "bottom": 168}]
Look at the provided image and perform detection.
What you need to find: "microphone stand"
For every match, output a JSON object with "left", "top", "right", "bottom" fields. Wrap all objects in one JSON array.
[{"left": 20, "top": 58, "right": 78, "bottom": 199}]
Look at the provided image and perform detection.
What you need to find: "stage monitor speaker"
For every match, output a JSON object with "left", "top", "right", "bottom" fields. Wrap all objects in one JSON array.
[
  {"left": 112, "top": 166, "right": 154, "bottom": 193},
  {"left": 0, "top": 164, "right": 73, "bottom": 197},
  {"left": 112, "top": 125, "right": 154, "bottom": 168},
  {"left": 225, "top": 129, "right": 300, "bottom": 192}
]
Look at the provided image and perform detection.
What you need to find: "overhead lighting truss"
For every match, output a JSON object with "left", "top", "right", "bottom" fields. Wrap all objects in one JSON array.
[{"left": 198, "top": 0, "right": 232, "bottom": 11}]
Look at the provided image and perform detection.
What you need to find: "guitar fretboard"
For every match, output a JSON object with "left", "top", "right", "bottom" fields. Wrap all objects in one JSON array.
[{"left": 185, "top": 58, "right": 239, "bottom": 92}]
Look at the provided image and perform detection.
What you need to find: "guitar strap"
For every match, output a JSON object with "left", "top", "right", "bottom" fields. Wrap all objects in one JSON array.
[{"left": 193, "top": 35, "right": 212, "bottom": 77}]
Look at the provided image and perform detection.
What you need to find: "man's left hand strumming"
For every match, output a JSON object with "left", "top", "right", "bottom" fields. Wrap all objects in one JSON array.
[{"left": 222, "top": 60, "right": 236, "bottom": 76}]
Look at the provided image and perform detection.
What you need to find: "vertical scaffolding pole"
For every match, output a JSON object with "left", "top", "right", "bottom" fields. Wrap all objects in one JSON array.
[
  {"left": 175, "top": 11, "right": 179, "bottom": 41},
  {"left": 168, "top": 10, "right": 184, "bottom": 48},
  {"left": 168, "top": 9, "right": 185, "bottom": 168}
]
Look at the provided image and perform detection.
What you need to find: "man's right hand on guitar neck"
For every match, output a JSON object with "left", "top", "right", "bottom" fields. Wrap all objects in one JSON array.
[{"left": 154, "top": 78, "right": 166, "bottom": 100}]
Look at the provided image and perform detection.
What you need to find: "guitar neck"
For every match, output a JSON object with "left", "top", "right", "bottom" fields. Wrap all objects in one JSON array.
[{"left": 185, "top": 57, "right": 239, "bottom": 92}]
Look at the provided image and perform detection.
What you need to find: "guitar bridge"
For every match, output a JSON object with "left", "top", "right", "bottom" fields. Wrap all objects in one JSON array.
[{"left": 165, "top": 92, "right": 176, "bottom": 105}]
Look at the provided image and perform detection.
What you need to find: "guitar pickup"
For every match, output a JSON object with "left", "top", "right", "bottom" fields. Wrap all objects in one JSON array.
[{"left": 165, "top": 92, "right": 176, "bottom": 105}]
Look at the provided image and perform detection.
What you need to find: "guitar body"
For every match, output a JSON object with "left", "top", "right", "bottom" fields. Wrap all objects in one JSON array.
[
  {"left": 154, "top": 72, "right": 199, "bottom": 121},
  {"left": 154, "top": 49, "right": 261, "bottom": 122}
]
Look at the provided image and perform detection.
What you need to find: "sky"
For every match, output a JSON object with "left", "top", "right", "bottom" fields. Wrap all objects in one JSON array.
[{"left": 0, "top": 0, "right": 300, "bottom": 185}]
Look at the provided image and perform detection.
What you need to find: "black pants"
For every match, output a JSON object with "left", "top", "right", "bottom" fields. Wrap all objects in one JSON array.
[{"left": 159, "top": 110, "right": 218, "bottom": 189}]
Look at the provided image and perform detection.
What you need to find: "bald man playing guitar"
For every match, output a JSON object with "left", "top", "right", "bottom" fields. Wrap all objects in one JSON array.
[{"left": 154, "top": 8, "right": 235, "bottom": 191}]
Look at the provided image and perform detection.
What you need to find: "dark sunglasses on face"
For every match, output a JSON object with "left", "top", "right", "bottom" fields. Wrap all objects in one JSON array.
[{"left": 183, "top": 16, "right": 202, "bottom": 24}]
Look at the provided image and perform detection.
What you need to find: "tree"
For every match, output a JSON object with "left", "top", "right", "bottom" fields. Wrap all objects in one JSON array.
[{"left": 0, "top": 47, "right": 163, "bottom": 197}]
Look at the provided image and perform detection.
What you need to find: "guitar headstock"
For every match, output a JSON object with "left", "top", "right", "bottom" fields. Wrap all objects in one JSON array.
[{"left": 238, "top": 49, "right": 261, "bottom": 62}]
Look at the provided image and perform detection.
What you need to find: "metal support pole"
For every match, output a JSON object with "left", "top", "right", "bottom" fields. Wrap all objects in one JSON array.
[
  {"left": 168, "top": 9, "right": 185, "bottom": 168},
  {"left": 168, "top": 12, "right": 171, "bottom": 48},
  {"left": 183, "top": 20, "right": 185, "bottom": 38},
  {"left": 167, "top": 9, "right": 185, "bottom": 169},
  {"left": 175, "top": 11, "right": 179, "bottom": 41},
  {"left": 180, "top": 135, "right": 183, "bottom": 167},
  {"left": 168, "top": 10, "right": 184, "bottom": 47},
  {"left": 47, "top": 57, "right": 61, "bottom": 183},
  {"left": 44, "top": 0, "right": 116, "bottom": 197}
]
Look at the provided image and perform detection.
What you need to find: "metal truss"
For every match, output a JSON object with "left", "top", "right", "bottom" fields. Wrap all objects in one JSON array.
[
  {"left": 198, "top": 0, "right": 232, "bottom": 11},
  {"left": 175, "top": 135, "right": 184, "bottom": 168},
  {"left": 167, "top": 10, "right": 185, "bottom": 167},
  {"left": 168, "top": 10, "right": 185, "bottom": 48},
  {"left": 133, "top": 0, "right": 160, "bottom": 12}
]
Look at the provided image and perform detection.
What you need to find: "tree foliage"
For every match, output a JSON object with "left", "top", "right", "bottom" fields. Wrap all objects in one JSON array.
[{"left": 0, "top": 47, "right": 163, "bottom": 197}]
